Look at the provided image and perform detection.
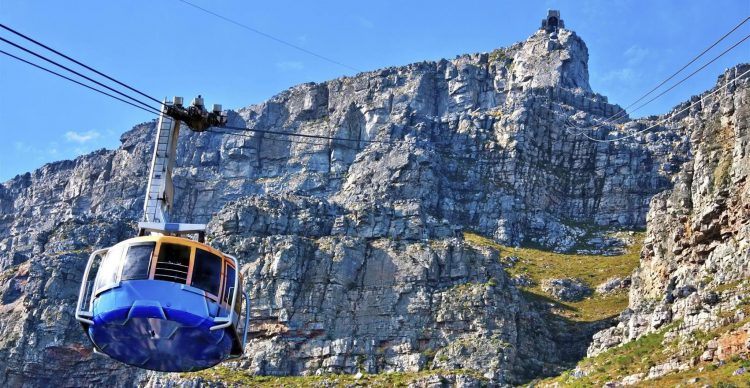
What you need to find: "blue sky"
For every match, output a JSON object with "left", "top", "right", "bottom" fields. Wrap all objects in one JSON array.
[{"left": 1, "top": 0, "right": 748, "bottom": 181}]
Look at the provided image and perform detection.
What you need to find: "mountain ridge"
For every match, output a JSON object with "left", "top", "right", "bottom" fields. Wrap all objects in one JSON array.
[{"left": 0, "top": 17, "right": 748, "bottom": 386}]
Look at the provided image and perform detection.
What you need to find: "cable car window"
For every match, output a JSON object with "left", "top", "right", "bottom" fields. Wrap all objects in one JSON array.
[
  {"left": 234, "top": 273, "right": 243, "bottom": 314},
  {"left": 223, "top": 264, "right": 236, "bottom": 305},
  {"left": 154, "top": 243, "right": 191, "bottom": 284},
  {"left": 121, "top": 243, "right": 155, "bottom": 281},
  {"left": 84, "top": 251, "right": 103, "bottom": 303},
  {"left": 192, "top": 249, "right": 222, "bottom": 296},
  {"left": 94, "top": 246, "right": 122, "bottom": 292}
]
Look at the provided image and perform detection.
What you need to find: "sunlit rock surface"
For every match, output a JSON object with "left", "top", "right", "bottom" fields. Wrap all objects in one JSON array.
[
  {"left": 589, "top": 65, "right": 750, "bottom": 360},
  {"left": 0, "top": 16, "right": 746, "bottom": 386}
]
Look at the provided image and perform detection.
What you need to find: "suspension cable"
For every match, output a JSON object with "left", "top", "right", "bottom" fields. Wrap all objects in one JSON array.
[
  {"left": 566, "top": 30, "right": 750, "bottom": 142},
  {"left": 0, "top": 36, "right": 162, "bottom": 113},
  {"left": 0, "top": 49, "right": 162, "bottom": 116},
  {"left": 578, "top": 66, "right": 750, "bottom": 143},
  {"left": 0, "top": 23, "right": 165, "bottom": 106},
  {"left": 567, "top": 17, "right": 750, "bottom": 137},
  {"left": 219, "top": 124, "right": 396, "bottom": 144},
  {"left": 175, "top": 0, "right": 362, "bottom": 73},
  {"left": 624, "top": 32, "right": 750, "bottom": 119},
  {"left": 206, "top": 128, "right": 331, "bottom": 147}
]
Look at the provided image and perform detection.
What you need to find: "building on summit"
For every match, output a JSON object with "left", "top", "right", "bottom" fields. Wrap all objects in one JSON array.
[{"left": 541, "top": 10, "right": 564, "bottom": 32}]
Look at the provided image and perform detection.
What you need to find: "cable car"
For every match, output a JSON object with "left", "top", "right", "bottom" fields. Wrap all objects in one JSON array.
[
  {"left": 75, "top": 235, "right": 249, "bottom": 372},
  {"left": 75, "top": 96, "right": 248, "bottom": 372}
]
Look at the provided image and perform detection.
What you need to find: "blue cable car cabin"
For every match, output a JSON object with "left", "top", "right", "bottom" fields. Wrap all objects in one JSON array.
[{"left": 75, "top": 235, "right": 249, "bottom": 372}]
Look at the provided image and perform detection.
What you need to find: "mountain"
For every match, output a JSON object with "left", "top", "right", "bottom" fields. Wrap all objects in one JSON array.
[{"left": 0, "top": 11, "right": 747, "bottom": 387}]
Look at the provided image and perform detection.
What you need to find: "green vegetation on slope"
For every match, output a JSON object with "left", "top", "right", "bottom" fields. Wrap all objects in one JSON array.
[
  {"left": 538, "top": 322, "right": 680, "bottom": 386},
  {"left": 183, "top": 367, "right": 486, "bottom": 387},
  {"left": 463, "top": 231, "right": 643, "bottom": 322},
  {"left": 648, "top": 359, "right": 750, "bottom": 387},
  {"left": 534, "top": 319, "right": 750, "bottom": 387},
  {"left": 535, "top": 295, "right": 750, "bottom": 386},
  {"left": 488, "top": 48, "right": 507, "bottom": 62}
]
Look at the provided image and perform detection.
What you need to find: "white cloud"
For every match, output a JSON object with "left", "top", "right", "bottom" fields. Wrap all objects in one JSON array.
[
  {"left": 276, "top": 61, "right": 304, "bottom": 71},
  {"left": 624, "top": 45, "right": 649, "bottom": 66},
  {"left": 13, "top": 141, "right": 32, "bottom": 153},
  {"left": 65, "top": 130, "right": 100, "bottom": 143},
  {"left": 13, "top": 141, "right": 54, "bottom": 157},
  {"left": 597, "top": 68, "right": 636, "bottom": 84},
  {"left": 48, "top": 141, "right": 59, "bottom": 156}
]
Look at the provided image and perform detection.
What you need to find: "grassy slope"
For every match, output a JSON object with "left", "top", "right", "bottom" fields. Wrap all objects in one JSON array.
[
  {"left": 534, "top": 317, "right": 750, "bottom": 387},
  {"left": 183, "top": 367, "right": 486, "bottom": 387},
  {"left": 463, "top": 231, "right": 643, "bottom": 322},
  {"left": 534, "top": 281, "right": 750, "bottom": 387}
]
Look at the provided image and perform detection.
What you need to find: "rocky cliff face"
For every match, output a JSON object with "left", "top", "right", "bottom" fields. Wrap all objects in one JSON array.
[
  {"left": 0, "top": 18, "right": 739, "bottom": 386},
  {"left": 584, "top": 65, "right": 750, "bottom": 383}
]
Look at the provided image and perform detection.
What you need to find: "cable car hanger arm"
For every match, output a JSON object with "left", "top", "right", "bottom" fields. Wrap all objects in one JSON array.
[{"left": 137, "top": 96, "right": 227, "bottom": 241}]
